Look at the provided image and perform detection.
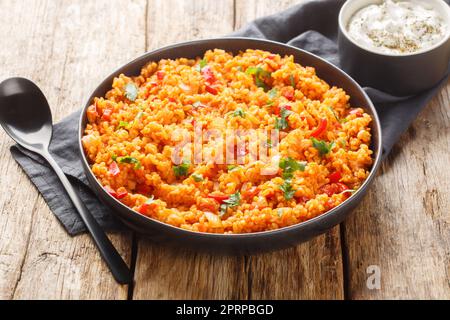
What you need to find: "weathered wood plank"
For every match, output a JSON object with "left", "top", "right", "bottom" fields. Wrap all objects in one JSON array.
[
  {"left": 0, "top": 0, "right": 147, "bottom": 299},
  {"left": 132, "top": 0, "right": 246, "bottom": 300},
  {"left": 344, "top": 80, "right": 450, "bottom": 299},
  {"left": 234, "top": 0, "right": 344, "bottom": 300}
]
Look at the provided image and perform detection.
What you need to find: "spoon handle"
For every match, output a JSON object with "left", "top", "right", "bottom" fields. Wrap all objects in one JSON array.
[{"left": 41, "top": 150, "right": 132, "bottom": 284}]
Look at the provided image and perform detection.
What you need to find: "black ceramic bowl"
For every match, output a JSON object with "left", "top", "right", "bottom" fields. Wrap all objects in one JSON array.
[
  {"left": 78, "top": 38, "right": 382, "bottom": 254},
  {"left": 338, "top": 0, "right": 450, "bottom": 96}
]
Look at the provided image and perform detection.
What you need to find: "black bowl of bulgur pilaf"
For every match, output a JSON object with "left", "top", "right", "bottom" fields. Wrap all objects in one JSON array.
[{"left": 79, "top": 38, "right": 382, "bottom": 254}]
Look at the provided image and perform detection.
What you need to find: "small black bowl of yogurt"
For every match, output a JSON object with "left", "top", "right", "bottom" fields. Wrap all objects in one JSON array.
[{"left": 338, "top": 0, "right": 450, "bottom": 96}]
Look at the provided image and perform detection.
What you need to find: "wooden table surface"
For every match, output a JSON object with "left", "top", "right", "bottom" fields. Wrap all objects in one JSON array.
[{"left": 0, "top": 0, "right": 449, "bottom": 300}]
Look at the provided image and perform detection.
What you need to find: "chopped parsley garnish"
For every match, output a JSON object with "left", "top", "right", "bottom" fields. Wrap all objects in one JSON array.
[
  {"left": 246, "top": 67, "right": 271, "bottom": 91},
  {"left": 231, "top": 108, "right": 245, "bottom": 118},
  {"left": 124, "top": 83, "right": 138, "bottom": 101},
  {"left": 227, "top": 165, "right": 242, "bottom": 172},
  {"left": 279, "top": 157, "right": 306, "bottom": 179},
  {"left": 219, "top": 191, "right": 241, "bottom": 217},
  {"left": 311, "top": 138, "right": 335, "bottom": 156},
  {"left": 117, "top": 121, "right": 131, "bottom": 130},
  {"left": 191, "top": 173, "right": 204, "bottom": 182},
  {"left": 196, "top": 58, "right": 207, "bottom": 71},
  {"left": 289, "top": 74, "right": 296, "bottom": 87},
  {"left": 274, "top": 107, "right": 292, "bottom": 130},
  {"left": 173, "top": 161, "right": 190, "bottom": 177},
  {"left": 280, "top": 180, "right": 295, "bottom": 200},
  {"left": 268, "top": 88, "right": 278, "bottom": 100},
  {"left": 118, "top": 156, "right": 141, "bottom": 169},
  {"left": 111, "top": 154, "right": 118, "bottom": 161}
]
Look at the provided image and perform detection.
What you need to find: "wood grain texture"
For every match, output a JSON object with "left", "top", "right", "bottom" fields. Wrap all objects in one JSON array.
[
  {"left": 0, "top": 0, "right": 147, "bottom": 299},
  {"left": 343, "top": 81, "right": 450, "bottom": 299},
  {"left": 0, "top": 0, "right": 448, "bottom": 300}
]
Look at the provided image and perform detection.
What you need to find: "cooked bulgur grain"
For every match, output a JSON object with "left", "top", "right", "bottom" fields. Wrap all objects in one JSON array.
[{"left": 82, "top": 49, "right": 373, "bottom": 234}]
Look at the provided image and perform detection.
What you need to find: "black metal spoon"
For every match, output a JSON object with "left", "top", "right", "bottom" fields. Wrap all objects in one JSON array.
[{"left": 0, "top": 77, "right": 132, "bottom": 284}]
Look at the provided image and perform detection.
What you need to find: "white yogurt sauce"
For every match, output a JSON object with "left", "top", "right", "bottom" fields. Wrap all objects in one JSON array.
[{"left": 347, "top": 0, "right": 448, "bottom": 54}]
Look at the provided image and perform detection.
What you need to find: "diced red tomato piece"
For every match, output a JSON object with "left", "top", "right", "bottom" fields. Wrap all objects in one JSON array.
[
  {"left": 242, "top": 186, "right": 260, "bottom": 199},
  {"left": 282, "top": 87, "right": 295, "bottom": 101},
  {"left": 328, "top": 171, "right": 342, "bottom": 183},
  {"left": 115, "top": 187, "right": 128, "bottom": 199},
  {"left": 104, "top": 185, "right": 127, "bottom": 199},
  {"left": 108, "top": 162, "right": 120, "bottom": 176},
  {"left": 136, "top": 183, "right": 152, "bottom": 195},
  {"left": 319, "top": 182, "right": 348, "bottom": 197},
  {"left": 349, "top": 109, "right": 363, "bottom": 117},
  {"left": 156, "top": 71, "right": 165, "bottom": 80},
  {"left": 310, "top": 118, "right": 328, "bottom": 138},
  {"left": 207, "top": 194, "right": 230, "bottom": 204},
  {"left": 205, "top": 84, "right": 218, "bottom": 95},
  {"left": 296, "top": 196, "right": 310, "bottom": 203},
  {"left": 101, "top": 108, "right": 112, "bottom": 121},
  {"left": 201, "top": 66, "right": 216, "bottom": 83},
  {"left": 104, "top": 185, "right": 117, "bottom": 198}
]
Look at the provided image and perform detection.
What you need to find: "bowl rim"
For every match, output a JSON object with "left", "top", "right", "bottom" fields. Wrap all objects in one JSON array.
[
  {"left": 338, "top": 0, "right": 450, "bottom": 57},
  {"left": 78, "top": 37, "right": 383, "bottom": 239}
]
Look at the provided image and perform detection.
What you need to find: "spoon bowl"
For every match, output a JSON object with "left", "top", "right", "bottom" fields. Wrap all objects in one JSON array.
[
  {"left": 0, "top": 77, "right": 131, "bottom": 284},
  {"left": 0, "top": 78, "right": 52, "bottom": 152}
]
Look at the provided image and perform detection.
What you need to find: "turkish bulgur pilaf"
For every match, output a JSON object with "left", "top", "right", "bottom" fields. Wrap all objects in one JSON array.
[{"left": 82, "top": 49, "right": 373, "bottom": 234}]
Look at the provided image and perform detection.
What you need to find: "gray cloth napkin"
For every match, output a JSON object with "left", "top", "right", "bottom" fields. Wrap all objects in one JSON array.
[{"left": 10, "top": 0, "right": 450, "bottom": 235}]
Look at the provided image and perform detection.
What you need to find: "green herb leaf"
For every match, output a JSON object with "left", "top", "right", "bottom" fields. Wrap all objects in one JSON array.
[
  {"left": 125, "top": 83, "right": 138, "bottom": 101},
  {"left": 118, "top": 156, "right": 141, "bottom": 169},
  {"left": 199, "top": 58, "right": 207, "bottom": 69},
  {"left": 111, "top": 154, "right": 117, "bottom": 161},
  {"left": 311, "top": 138, "right": 335, "bottom": 156},
  {"left": 274, "top": 107, "right": 292, "bottom": 130},
  {"left": 268, "top": 88, "right": 278, "bottom": 100},
  {"left": 280, "top": 180, "right": 295, "bottom": 200},
  {"left": 218, "top": 191, "right": 241, "bottom": 217},
  {"left": 231, "top": 108, "right": 245, "bottom": 118},
  {"left": 173, "top": 161, "right": 190, "bottom": 177},
  {"left": 191, "top": 173, "right": 204, "bottom": 182},
  {"left": 245, "top": 67, "right": 271, "bottom": 91},
  {"left": 117, "top": 121, "right": 131, "bottom": 130},
  {"left": 227, "top": 165, "right": 242, "bottom": 172},
  {"left": 223, "top": 191, "right": 241, "bottom": 207},
  {"left": 275, "top": 116, "right": 289, "bottom": 130},
  {"left": 289, "top": 74, "right": 296, "bottom": 87},
  {"left": 279, "top": 157, "right": 306, "bottom": 179}
]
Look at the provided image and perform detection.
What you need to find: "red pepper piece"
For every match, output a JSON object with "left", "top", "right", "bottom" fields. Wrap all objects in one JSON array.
[
  {"left": 328, "top": 171, "right": 342, "bottom": 183},
  {"left": 207, "top": 194, "right": 230, "bottom": 204},
  {"left": 242, "top": 186, "right": 260, "bottom": 199},
  {"left": 349, "top": 109, "right": 363, "bottom": 117},
  {"left": 108, "top": 161, "right": 120, "bottom": 176},
  {"left": 104, "top": 185, "right": 117, "bottom": 198},
  {"left": 201, "top": 66, "right": 216, "bottom": 83},
  {"left": 310, "top": 118, "right": 328, "bottom": 138},
  {"left": 319, "top": 182, "right": 348, "bottom": 197},
  {"left": 156, "top": 71, "right": 165, "bottom": 80},
  {"left": 101, "top": 108, "right": 112, "bottom": 121},
  {"left": 205, "top": 84, "right": 218, "bottom": 95}
]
